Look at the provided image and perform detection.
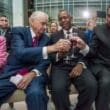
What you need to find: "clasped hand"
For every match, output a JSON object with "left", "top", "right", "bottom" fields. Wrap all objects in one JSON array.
[
  {"left": 55, "top": 39, "right": 71, "bottom": 53},
  {"left": 70, "top": 37, "right": 86, "bottom": 49}
]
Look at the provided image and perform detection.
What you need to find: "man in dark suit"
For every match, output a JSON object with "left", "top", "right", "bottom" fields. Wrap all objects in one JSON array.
[
  {"left": 70, "top": 6, "right": 110, "bottom": 110},
  {"left": 0, "top": 11, "right": 71, "bottom": 110},
  {"left": 0, "top": 15, "right": 12, "bottom": 51},
  {"left": 49, "top": 10, "right": 97, "bottom": 110},
  {"left": 84, "top": 6, "right": 110, "bottom": 110}
]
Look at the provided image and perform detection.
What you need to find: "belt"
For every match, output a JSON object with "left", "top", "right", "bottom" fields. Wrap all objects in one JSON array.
[{"left": 62, "top": 60, "right": 77, "bottom": 66}]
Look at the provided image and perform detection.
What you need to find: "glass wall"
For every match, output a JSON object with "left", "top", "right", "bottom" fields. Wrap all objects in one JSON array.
[
  {"left": 0, "top": 0, "right": 12, "bottom": 25},
  {"left": 34, "top": 0, "right": 110, "bottom": 26},
  {"left": 1, "top": 0, "right": 109, "bottom": 26}
]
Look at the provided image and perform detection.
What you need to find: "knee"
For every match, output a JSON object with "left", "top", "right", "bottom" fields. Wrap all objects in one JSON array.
[
  {"left": 52, "top": 84, "right": 67, "bottom": 95},
  {"left": 84, "top": 79, "right": 97, "bottom": 94},
  {"left": 26, "top": 88, "right": 48, "bottom": 104},
  {"left": 27, "top": 88, "right": 44, "bottom": 98}
]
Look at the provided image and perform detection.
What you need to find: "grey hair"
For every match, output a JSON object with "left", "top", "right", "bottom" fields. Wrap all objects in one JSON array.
[{"left": 29, "top": 11, "right": 48, "bottom": 21}]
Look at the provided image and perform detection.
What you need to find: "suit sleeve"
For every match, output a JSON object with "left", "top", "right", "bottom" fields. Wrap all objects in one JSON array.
[
  {"left": 48, "top": 34, "right": 58, "bottom": 63},
  {"left": 11, "top": 29, "right": 46, "bottom": 63},
  {"left": 33, "top": 58, "right": 50, "bottom": 74}
]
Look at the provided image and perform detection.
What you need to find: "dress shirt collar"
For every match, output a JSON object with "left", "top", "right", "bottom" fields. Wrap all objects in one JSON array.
[
  {"left": 63, "top": 27, "right": 73, "bottom": 35},
  {"left": 63, "top": 27, "right": 73, "bottom": 38},
  {"left": 0, "top": 28, "right": 6, "bottom": 36},
  {"left": 30, "top": 28, "right": 36, "bottom": 39}
]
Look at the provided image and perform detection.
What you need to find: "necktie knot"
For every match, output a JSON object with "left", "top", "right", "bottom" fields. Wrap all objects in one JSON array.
[
  {"left": 67, "top": 31, "right": 70, "bottom": 35},
  {"left": 66, "top": 31, "right": 70, "bottom": 39}
]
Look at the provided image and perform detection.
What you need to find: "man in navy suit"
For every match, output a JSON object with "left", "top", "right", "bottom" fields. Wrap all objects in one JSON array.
[{"left": 0, "top": 11, "right": 71, "bottom": 110}]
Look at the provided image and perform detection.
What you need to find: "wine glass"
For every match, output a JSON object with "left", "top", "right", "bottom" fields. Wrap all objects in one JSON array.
[{"left": 69, "top": 32, "right": 78, "bottom": 58}]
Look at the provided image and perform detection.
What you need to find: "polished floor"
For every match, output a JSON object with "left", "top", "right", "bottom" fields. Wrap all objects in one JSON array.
[{"left": 1, "top": 94, "right": 78, "bottom": 110}]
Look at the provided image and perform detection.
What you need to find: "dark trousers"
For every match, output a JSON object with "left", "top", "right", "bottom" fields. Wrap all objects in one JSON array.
[
  {"left": 89, "top": 63, "right": 110, "bottom": 110},
  {"left": 0, "top": 75, "right": 48, "bottom": 110},
  {"left": 50, "top": 65, "right": 97, "bottom": 110}
]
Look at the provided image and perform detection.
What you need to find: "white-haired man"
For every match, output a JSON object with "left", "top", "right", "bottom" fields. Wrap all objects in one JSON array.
[{"left": 0, "top": 11, "right": 71, "bottom": 110}]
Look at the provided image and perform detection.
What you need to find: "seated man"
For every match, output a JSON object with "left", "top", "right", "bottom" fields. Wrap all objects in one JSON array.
[
  {"left": 49, "top": 10, "right": 97, "bottom": 110},
  {"left": 0, "top": 11, "right": 71, "bottom": 110},
  {"left": 68, "top": 6, "right": 110, "bottom": 110},
  {"left": 85, "top": 6, "right": 110, "bottom": 110}
]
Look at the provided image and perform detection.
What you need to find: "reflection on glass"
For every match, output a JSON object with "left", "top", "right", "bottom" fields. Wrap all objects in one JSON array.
[
  {"left": 69, "top": 32, "right": 78, "bottom": 58},
  {"left": 64, "top": 32, "right": 78, "bottom": 64}
]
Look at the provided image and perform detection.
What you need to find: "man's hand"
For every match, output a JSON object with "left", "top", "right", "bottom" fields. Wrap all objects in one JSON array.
[
  {"left": 70, "top": 37, "right": 86, "bottom": 49},
  {"left": 47, "top": 39, "right": 71, "bottom": 54},
  {"left": 55, "top": 39, "right": 71, "bottom": 52},
  {"left": 17, "top": 71, "right": 36, "bottom": 90},
  {"left": 69, "top": 63, "right": 83, "bottom": 78}
]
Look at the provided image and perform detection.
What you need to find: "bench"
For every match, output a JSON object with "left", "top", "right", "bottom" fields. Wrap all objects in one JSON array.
[{"left": 6, "top": 84, "right": 78, "bottom": 109}]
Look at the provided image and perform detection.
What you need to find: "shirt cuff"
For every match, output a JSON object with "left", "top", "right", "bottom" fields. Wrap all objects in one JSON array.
[
  {"left": 43, "top": 47, "right": 48, "bottom": 59},
  {"left": 56, "top": 53, "right": 59, "bottom": 62},
  {"left": 79, "top": 45, "right": 89, "bottom": 56},
  {"left": 78, "top": 62, "right": 87, "bottom": 69},
  {"left": 32, "top": 69, "right": 42, "bottom": 77}
]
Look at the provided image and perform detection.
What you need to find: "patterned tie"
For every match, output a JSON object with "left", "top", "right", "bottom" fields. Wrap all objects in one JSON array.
[
  {"left": 66, "top": 31, "right": 70, "bottom": 39},
  {"left": 33, "top": 36, "right": 38, "bottom": 47}
]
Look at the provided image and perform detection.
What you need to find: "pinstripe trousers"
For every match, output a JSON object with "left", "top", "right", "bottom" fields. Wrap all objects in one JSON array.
[{"left": 0, "top": 75, "right": 48, "bottom": 110}]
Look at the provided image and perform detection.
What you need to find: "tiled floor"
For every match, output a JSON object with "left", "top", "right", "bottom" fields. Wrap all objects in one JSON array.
[{"left": 1, "top": 94, "right": 78, "bottom": 110}]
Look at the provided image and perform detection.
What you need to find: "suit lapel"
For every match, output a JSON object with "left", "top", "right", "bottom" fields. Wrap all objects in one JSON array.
[
  {"left": 59, "top": 30, "right": 65, "bottom": 39},
  {"left": 52, "top": 30, "right": 65, "bottom": 43},
  {"left": 38, "top": 33, "right": 48, "bottom": 46},
  {"left": 26, "top": 27, "right": 33, "bottom": 47},
  {"left": 96, "top": 25, "right": 110, "bottom": 48}
]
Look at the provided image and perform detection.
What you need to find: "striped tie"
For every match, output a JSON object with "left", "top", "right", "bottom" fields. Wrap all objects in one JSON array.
[{"left": 66, "top": 31, "right": 70, "bottom": 39}]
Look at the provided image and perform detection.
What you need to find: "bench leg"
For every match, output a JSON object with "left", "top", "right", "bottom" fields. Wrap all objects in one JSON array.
[{"left": 9, "top": 103, "right": 14, "bottom": 108}]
